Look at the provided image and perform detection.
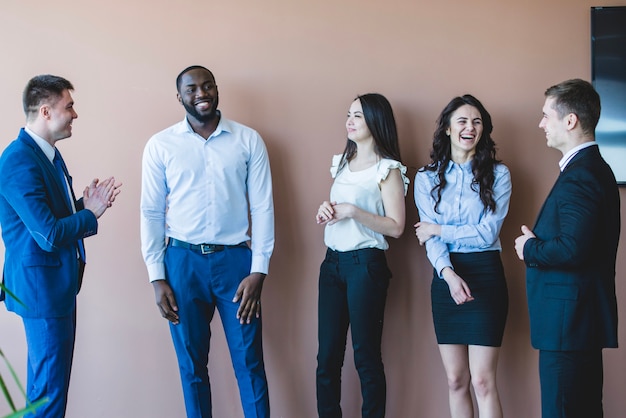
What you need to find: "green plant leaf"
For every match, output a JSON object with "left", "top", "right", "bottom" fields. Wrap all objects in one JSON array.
[
  {"left": 3, "top": 397, "right": 49, "bottom": 418},
  {"left": 1, "top": 284, "right": 44, "bottom": 417},
  {"left": 0, "top": 371, "right": 17, "bottom": 411},
  {"left": 0, "top": 349, "right": 26, "bottom": 399},
  {"left": 0, "top": 283, "right": 26, "bottom": 309}
]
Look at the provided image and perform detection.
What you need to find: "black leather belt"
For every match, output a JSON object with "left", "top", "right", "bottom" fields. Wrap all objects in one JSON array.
[{"left": 168, "top": 238, "right": 245, "bottom": 254}]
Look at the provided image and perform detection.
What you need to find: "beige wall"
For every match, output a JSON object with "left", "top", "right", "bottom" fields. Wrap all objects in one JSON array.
[{"left": 1, "top": 0, "right": 625, "bottom": 416}]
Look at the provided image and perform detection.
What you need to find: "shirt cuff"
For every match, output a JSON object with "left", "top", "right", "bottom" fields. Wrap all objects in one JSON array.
[
  {"left": 251, "top": 255, "right": 270, "bottom": 276},
  {"left": 434, "top": 257, "right": 452, "bottom": 279},
  {"left": 147, "top": 262, "right": 166, "bottom": 282}
]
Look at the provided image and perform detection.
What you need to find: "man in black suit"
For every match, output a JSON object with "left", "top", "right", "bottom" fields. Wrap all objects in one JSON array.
[{"left": 515, "top": 79, "right": 620, "bottom": 417}]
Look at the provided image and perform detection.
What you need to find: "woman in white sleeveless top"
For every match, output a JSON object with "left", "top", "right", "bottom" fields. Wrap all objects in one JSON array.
[{"left": 315, "top": 93, "right": 409, "bottom": 418}]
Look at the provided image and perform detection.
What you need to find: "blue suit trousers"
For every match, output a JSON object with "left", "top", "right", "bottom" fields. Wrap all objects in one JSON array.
[
  {"left": 22, "top": 308, "right": 76, "bottom": 418},
  {"left": 164, "top": 243, "right": 269, "bottom": 418}
]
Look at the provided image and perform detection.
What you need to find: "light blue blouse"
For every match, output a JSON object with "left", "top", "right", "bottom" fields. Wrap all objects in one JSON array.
[{"left": 414, "top": 160, "right": 512, "bottom": 277}]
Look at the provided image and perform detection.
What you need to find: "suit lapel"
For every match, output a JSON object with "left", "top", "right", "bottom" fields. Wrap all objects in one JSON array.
[
  {"left": 18, "top": 129, "right": 85, "bottom": 264},
  {"left": 532, "top": 145, "right": 599, "bottom": 229},
  {"left": 562, "top": 144, "right": 598, "bottom": 173},
  {"left": 533, "top": 170, "right": 563, "bottom": 228},
  {"left": 17, "top": 129, "right": 73, "bottom": 213}
]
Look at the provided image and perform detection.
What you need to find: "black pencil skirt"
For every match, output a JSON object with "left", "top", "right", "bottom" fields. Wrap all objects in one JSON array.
[{"left": 431, "top": 251, "right": 508, "bottom": 347}]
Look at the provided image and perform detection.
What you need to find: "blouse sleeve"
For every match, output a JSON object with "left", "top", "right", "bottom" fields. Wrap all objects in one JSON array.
[
  {"left": 414, "top": 169, "right": 452, "bottom": 277},
  {"left": 329, "top": 154, "right": 343, "bottom": 179},
  {"left": 377, "top": 159, "right": 410, "bottom": 196}
]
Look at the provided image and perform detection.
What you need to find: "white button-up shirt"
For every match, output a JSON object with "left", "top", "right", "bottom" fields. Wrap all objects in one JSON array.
[{"left": 140, "top": 115, "right": 274, "bottom": 282}]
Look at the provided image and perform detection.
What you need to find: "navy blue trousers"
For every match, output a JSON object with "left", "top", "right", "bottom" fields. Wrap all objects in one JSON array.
[
  {"left": 164, "top": 244, "right": 269, "bottom": 418},
  {"left": 316, "top": 248, "right": 390, "bottom": 418}
]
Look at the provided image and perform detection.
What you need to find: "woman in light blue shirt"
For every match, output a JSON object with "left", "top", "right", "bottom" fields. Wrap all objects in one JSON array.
[{"left": 414, "top": 95, "right": 511, "bottom": 418}]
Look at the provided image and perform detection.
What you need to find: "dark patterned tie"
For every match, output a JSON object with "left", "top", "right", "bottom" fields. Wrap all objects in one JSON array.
[{"left": 53, "top": 150, "right": 86, "bottom": 263}]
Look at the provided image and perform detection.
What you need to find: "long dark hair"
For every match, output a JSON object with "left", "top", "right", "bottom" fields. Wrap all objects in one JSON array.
[
  {"left": 338, "top": 93, "right": 401, "bottom": 171},
  {"left": 422, "top": 94, "right": 499, "bottom": 213}
]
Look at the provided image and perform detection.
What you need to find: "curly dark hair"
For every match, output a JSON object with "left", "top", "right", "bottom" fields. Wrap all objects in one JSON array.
[
  {"left": 421, "top": 94, "right": 500, "bottom": 213},
  {"left": 338, "top": 93, "right": 402, "bottom": 171}
]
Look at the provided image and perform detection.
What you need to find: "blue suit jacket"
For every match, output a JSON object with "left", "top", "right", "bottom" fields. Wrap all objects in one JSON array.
[
  {"left": 0, "top": 129, "right": 98, "bottom": 318},
  {"left": 523, "top": 145, "right": 620, "bottom": 351}
]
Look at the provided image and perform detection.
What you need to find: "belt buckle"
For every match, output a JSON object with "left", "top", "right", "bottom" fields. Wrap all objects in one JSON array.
[{"left": 200, "top": 244, "right": 215, "bottom": 254}]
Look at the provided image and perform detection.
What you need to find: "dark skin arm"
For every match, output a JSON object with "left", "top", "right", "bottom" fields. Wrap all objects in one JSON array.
[
  {"left": 152, "top": 280, "right": 179, "bottom": 325},
  {"left": 233, "top": 272, "right": 265, "bottom": 324}
]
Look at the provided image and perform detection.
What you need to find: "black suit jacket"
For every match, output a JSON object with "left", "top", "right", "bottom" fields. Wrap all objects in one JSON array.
[{"left": 523, "top": 145, "right": 620, "bottom": 351}]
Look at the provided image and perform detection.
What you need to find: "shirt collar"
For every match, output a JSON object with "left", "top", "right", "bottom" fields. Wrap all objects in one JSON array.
[
  {"left": 181, "top": 111, "right": 233, "bottom": 140},
  {"left": 559, "top": 141, "right": 597, "bottom": 171},
  {"left": 24, "top": 127, "right": 55, "bottom": 163},
  {"left": 445, "top": 158, "right": 472, "bottom": 174}
]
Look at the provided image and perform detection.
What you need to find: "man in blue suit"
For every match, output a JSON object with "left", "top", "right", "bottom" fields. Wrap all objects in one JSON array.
[
  {"left": 0, "top": 74, "right": 121, "bottom": 417},
  {"left": 515, "top": 79, "right": 620, "bottom": 418}
]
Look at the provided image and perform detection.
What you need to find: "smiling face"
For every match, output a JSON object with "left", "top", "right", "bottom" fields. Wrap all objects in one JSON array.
[
  {"left": 346, "top": 99, "right": 372, "bottom": 144},
  {"left": 45, "top": 89, "right": 78, "bottom": 143},
  {"left": 447, "top": 104, "right": 483, "bottom": 161},
  {"left": 177, "top": 68, "right": 219, "bottom": 124},
  {"left": 539, "top": 96, "right": 570, "bottom": 153}
]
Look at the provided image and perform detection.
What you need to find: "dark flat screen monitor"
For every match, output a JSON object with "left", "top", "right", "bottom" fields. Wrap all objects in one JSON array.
[{"left": 591, "top": 6, "right": 626, "bottom": 184}]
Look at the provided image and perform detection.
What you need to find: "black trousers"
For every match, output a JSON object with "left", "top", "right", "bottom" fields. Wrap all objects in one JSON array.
[
  {"left": 539, "top": 349, "right": 604, "bottom": 418},
  {"left": 316, "top": 248, "right": 391, "bottom": 418}
]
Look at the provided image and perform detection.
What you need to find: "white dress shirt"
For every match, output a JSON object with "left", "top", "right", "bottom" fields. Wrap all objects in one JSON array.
[
  {"left": 25, "top": 127, "right": 55, "bottom": 162},
  {"left": 25, "top": 127, "right": 77, "bottom": 214},
  {"left": 559, "top": 141, "right": 597, "bottom": 171},
  {"left": 140, "top": 115, "right": 274, "bottom": 282}
]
